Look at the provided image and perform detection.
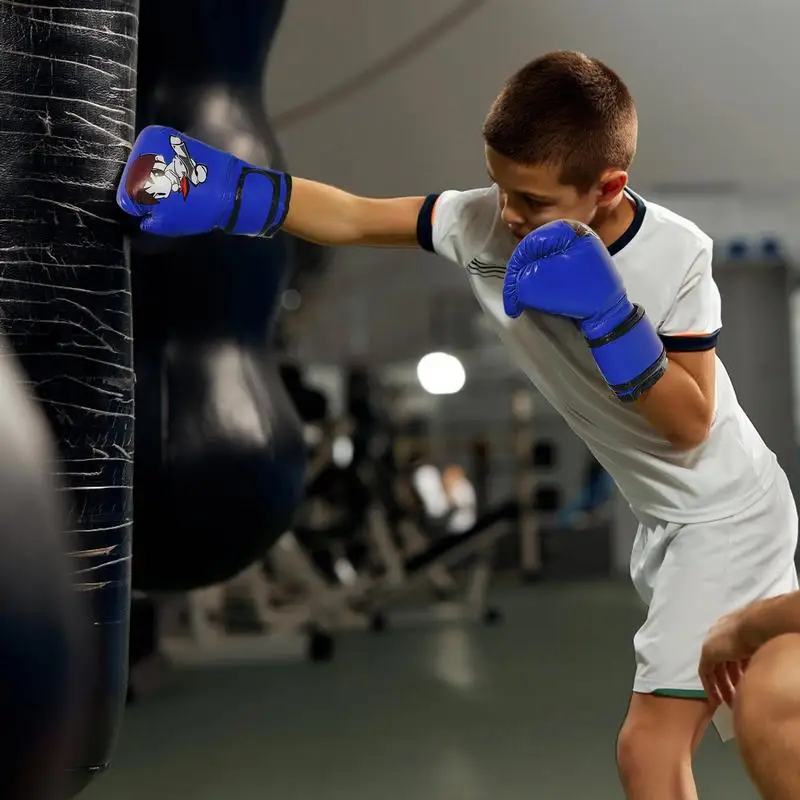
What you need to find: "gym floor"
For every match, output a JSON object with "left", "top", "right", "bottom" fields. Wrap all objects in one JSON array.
[{"left": 83, "top": 580, "right": 757, "bottom": 800}]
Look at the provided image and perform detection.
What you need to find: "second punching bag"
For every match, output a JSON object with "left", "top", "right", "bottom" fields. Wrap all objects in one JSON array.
[
  {"left": 0, "top": 340, "right": 87, "bottom": 800},
  {"left": 0, "top": 1, "right": 137, "bottom": 794},
  {"left": 131, "top": 0, "right": 307, "bottom": 591}
]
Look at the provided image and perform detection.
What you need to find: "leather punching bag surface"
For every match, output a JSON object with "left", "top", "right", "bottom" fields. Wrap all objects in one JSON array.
[
  {"left": 0, "top": 343, "right": 87, "bottom": 800},
  {"left": 0, "top": 2, "right": 137, "bottom": 794},
  {"left": 132, "top": 0, "right": 306, "bottom": 591}
]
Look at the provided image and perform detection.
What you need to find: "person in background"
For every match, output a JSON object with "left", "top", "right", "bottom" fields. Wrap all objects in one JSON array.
[
  {"left": 442, "top": 464, "right": 477, "bottom": 534},
  {"left": 409, "top": 455, "right": 451, "bottom": 528}
]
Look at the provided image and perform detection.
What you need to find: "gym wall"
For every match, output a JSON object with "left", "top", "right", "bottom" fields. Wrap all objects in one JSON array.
[{"left": 267, "top": 0, "right": 800, "bottom": 197}]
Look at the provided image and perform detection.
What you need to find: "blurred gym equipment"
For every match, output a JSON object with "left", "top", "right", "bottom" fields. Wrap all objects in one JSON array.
[
  {"left": 260, "top": 439, "right": 508, "bottom": 634},
  {"left": 0, "top": 2, "right": 137, "bottom": 792},
  {"left": 147, "top": 365, "right": 518, "bottom": 667}
]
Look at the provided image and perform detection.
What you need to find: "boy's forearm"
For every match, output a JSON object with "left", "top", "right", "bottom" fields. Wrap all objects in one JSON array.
[
  {"left": 281, "top": 177, "right": 424, "bottom": 248},
  {"left": 281, "top": 178, "right": 366, "bottom": 245},
  {"left": 740, "top": 593, "right": 800, "bottom": 651}
]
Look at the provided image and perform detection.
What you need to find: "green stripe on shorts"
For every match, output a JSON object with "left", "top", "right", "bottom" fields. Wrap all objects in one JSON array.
[{"left": 652, "top": 688, "right": 707, "bottom": 699}]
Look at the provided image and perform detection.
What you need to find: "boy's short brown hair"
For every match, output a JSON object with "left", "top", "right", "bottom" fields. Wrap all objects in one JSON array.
[{"left": 482, "top": 50, "right": 638, "bottom": 192}]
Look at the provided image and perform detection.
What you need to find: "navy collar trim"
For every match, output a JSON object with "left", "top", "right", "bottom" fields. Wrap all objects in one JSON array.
[{"left": 607, "top": 188, "right": 646, "bottom": 256}]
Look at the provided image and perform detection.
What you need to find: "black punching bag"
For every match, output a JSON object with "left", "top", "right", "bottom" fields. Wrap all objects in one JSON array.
[
  {"left": 0, "top": 2, "right": 137, "bottom": 794},
  {"left": 132, "top": 0, "right": 307, "bottom": 591},
  {"left": 0, "top": 342, "right": 87, "bottom": 800}
]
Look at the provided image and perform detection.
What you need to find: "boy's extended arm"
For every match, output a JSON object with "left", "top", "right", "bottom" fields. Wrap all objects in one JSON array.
[
  {"left": 116, "top": 125, "right": 429, "bottom": 247},
  {"left": 282, "top": 178, "right": 426, "bottom": 248}
]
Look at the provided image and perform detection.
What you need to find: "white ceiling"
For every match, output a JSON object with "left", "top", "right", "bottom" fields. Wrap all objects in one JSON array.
[{"left": 267, "top": 0, "right": 800, "bottom": 196}]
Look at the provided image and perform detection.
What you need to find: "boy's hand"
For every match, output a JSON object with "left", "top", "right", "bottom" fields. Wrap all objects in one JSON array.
[{"left": 699, "top": 609, "right": 754, "bottom": 706}]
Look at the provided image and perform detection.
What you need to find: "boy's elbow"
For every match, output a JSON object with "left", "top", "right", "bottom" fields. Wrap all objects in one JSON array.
[{"left": 665, "top": 416, "right": 713, "bottom": 451}]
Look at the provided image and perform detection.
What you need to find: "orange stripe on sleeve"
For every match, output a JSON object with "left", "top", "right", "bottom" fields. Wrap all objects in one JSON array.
[{"left": 431, "top": 194, "right": 441, "bottom": 225}]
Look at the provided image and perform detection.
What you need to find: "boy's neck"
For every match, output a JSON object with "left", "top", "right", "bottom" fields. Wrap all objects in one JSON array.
[{"left": 593, "top": 191, "right": 637, "bottom": 249}]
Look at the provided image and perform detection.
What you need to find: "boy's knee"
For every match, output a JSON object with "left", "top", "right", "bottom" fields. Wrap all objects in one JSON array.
[
  {"left": 616, "top": 719, "right": 650, "bottom": 781},
  {"left": 617, "top": 694, "right": 710, "bottom": 789},
  {"left": 617, "top": 715, "right": 688, "bottom": 780}
]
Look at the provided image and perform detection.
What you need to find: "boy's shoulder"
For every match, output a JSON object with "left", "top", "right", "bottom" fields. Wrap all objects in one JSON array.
[
  {"left": 633, "top": 194, "right": 713, "bottom": 259},
  {"left": 617, "top": 194, "right": 720, "bottom": 332},
  {"left": 431, "top": 185, "right": 513, "bottom": 268}
]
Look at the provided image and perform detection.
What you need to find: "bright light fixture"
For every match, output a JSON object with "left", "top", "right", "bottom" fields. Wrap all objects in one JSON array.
[{"left": 416, "top": 352, "right": 466, "bottom": 395}]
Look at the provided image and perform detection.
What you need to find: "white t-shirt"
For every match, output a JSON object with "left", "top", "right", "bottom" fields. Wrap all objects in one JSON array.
[{"left": 416, "top": 186, "right": 777, "bottom": 524}]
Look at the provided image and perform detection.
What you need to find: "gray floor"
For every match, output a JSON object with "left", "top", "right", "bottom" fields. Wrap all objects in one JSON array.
[{"left": 82, "top": 580, "right": 758, "bottom": 799}]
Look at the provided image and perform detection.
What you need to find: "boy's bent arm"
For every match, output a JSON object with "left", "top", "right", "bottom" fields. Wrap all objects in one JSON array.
[
  {"left": 639, "top": 242, "right": 721, "bottom": 450},
  {"left": 635, "top": 349, "right": 716, "bottom": 450},
  {"left": 115, "top": 126, "right": 433, "bottom": 245},
  {"left": 282, "top": 177, "right": 426, "bottom": 248}
]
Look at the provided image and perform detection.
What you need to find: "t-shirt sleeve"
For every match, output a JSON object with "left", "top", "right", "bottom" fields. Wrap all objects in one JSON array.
[
  {"left": 658, "top": 242, "right": 722, "bottom": 352},
  {"left": 416, "top": 187, "right": 499, "bottom": 265}
]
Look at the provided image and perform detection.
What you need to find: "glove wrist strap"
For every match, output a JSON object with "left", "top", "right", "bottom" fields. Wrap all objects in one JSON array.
[
  {"left": 584, "top": 304, "right": 667, "bottom": 402},
  {"left": 223, "top": 166, "right": 293, "bottom": 238}
]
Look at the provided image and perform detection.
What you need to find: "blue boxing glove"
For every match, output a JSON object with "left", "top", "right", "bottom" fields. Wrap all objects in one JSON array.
[
  {"left": 116, "top": 125, "right": 291, "bottom": 238},
  {"left": 504, "top": 220, "right": 666, "bottom": 402}
]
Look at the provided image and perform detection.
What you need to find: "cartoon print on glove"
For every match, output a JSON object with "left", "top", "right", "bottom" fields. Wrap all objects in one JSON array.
[{"left": 124, "top": 135, "right": 208, "bottom": 205}]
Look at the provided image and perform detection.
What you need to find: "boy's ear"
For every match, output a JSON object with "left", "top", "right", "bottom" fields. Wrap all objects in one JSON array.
[{"left": 597, "top": 171, "right": 628, "bottom": 206}]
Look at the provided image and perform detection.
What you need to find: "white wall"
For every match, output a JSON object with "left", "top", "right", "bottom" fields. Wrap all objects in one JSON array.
[{"left": 268, "top": 0, "right": 800, "bottom": 194}]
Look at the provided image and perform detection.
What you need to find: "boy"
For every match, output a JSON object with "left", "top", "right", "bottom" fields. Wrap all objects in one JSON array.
[{"left": 118, "top": 50, "right": 798, "bottom": 799}]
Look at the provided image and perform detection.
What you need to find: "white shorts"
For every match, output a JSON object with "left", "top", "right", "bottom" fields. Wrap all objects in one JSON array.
[{"left": 630, "top": 466, "right": 799, "bottom": 699}]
